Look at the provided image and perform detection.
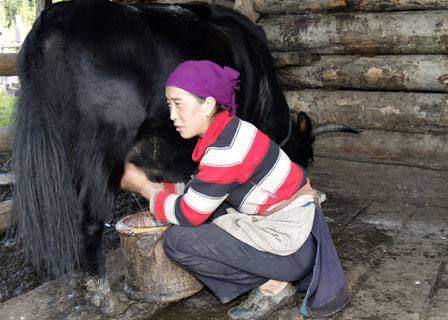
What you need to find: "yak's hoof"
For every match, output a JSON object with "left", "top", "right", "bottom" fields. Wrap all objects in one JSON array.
[
  {"left": 85, "top": 277, "right": 127, "bottom": 316},
  {"left": 85, "top": 290, "right": 104, "bottom": 308},
  {"left": 85, "top": 288, "right": 128, "bottom": 316},
  {"left": 102, "top": 291, "right": 128, "bottom": 316}
]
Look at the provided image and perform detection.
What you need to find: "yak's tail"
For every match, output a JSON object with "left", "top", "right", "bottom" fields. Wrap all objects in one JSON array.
[{"left": 11, "top": 16, "right": 82, "bottom": 276}]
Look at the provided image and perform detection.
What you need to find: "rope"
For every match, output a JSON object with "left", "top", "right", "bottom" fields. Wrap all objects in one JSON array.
[{"left": 278, "top": 109, "right": 293, "bottom": 148}]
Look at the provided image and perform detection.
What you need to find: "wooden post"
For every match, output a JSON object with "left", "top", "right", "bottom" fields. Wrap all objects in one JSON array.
[
  {"left": 0, "top": 126, "right": 13, "bottom": 152},
  {"left": 37, "top": 0, "right": 53, "bottom": 18},
  {"left": 15, "top": 15, "right": 25, "bottom": 44},
  {"left": 259, "top": 10, "right": 448, "bottom": 54},
  {"left": 0, "top": 200, "right": 13, "bottom": 230},
  {"left": 276, "top": 55, "right": 448, "bottom": 92}
]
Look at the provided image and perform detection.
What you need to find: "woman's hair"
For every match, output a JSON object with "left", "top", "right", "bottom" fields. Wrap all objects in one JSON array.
[{"left": 191, "top": 93, "right": 225, "bottom": 113}]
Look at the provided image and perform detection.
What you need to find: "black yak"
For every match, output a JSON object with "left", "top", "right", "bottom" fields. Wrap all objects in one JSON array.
[{"left": 12, "top": 0, "right": 356, "bottom": 315}]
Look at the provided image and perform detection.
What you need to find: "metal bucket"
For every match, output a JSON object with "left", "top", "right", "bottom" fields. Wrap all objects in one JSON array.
[{"left": 115, "top": 211, "right": 203, "bottom": 303}]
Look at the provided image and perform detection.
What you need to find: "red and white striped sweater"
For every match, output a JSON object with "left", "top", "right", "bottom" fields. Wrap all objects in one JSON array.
[{"left": 150, "top": 111, "right": 307, "bottom": 226}]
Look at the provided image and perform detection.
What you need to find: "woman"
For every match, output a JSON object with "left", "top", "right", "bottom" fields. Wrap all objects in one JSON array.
[{"left": 120, "top": 60, "right": 350, "bottom": 319}]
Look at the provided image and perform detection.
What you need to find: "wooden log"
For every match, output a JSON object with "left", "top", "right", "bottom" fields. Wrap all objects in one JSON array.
[
  {"left": 118, "top": 0, "right": 234, "bottom": 7},
  {"left": 254, "top": 0, "right": 448, "bottom": 15},
  {"left": 0, "top": 200, "right": 13, "bottom": 230},
  {"left": 259, "top": 10, "right": 448, "bottom": 54},
  {"left": 0, "top": 127, "right": 13, "bottom": 152},
  {"left": 308, "top": 157, "right": 448, "bottom": 208},
  {"left": 0, "top": 173, "right": 14, "bottom": 186},
  {"left": 234, "top": 0, "right": 259, "bottom": 23},
  {"left": 312, "top": 129, "right": 448, "bottom": 170},
  {"left": 277, "top": 55, "right": 448, "bottom": 92},
  {"left": 0, "top": 54, "right": 17, "bottom": 76},
  {"left": 285, "top": 89, "right": 448, "bottom": 134},
  {"left": 117, "top": 213, "right": 203, "bottom": 303},
  {"left": 271, "top": 51, "right": 317, "bottom": 68}
]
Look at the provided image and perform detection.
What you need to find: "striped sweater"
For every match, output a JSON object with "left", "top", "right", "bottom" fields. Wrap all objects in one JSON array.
[{"left": 150, "top": 111, "right": 307, "bottom": 226}]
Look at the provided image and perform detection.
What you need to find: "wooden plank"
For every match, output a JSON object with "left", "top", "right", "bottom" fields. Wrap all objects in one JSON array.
[
  {"left": 0, "top": 127, "right": 12, "bottom": 152},
  {"left": 277, "top": 55, "right": 448, "bottom": 92},
  {"left": 285, "top": 89, "right": 448, "bottom": 134},
  {"left": 312, "top": 129, "right": 448, "bottom": 170},
  {"left": 0, "top": 200, "right": 13, "bottom": 230},
  {"left": 254, "top": 0, "right": 448, "bottom": 14},
  {"left": 0, "top": 53, "right": 17, "bottom": 76},
  {"left": 0, "top": 173, "right": 15, "bottom": 186},
  {"left": 259, "top": 10, "right": 448, "bottom": 54}
]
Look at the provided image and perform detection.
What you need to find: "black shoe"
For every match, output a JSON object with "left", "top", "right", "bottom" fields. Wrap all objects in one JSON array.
[{"left": 227, "top": 283, "right": 297, "bottom": 319}]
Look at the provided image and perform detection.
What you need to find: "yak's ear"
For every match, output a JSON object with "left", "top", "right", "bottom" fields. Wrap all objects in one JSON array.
[{"left": 296, "top": 111, "right": 312, "bottom": 136}]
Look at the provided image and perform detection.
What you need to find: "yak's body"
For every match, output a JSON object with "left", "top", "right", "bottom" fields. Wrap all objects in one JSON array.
[{"left": 13, "top": 0, "right": 314, "bottom": 313}]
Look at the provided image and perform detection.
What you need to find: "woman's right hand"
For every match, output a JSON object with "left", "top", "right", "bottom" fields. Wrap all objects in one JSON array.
[{"left": 120, "top": 163, "right": 162, "bottom": 199}]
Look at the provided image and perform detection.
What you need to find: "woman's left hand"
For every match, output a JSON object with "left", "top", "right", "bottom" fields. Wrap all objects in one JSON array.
[{"left": 297, "top": 178, "right": 318, "bottom": 200}]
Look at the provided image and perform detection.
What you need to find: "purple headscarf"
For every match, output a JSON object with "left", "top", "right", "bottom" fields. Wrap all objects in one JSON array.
[{"left": 165, "top": 60, "right": 240, "bottom": 116}]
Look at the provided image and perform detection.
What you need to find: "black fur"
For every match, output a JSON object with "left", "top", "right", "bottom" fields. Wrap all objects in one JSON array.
[{"left": 12, "top": 0, "right": 314, "bottom": 279}]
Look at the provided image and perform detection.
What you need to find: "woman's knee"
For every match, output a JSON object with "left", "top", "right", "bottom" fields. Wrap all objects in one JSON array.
[
  {"left": 163, "top": 225, "right": 182, "bottom": 259},
  {"left": 163, "top": 225, "right": 200, "bottom": 261},
  {"left": 163, "top": 223, "right": 222, "bottom": 263},
  {"left": 293, "top": 234, "right": 317, "bottom": 275}
]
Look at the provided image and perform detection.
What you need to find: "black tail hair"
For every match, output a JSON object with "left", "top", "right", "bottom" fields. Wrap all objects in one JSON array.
[{"left": 12, "top": 17, "right": 82, "bottom": 276}]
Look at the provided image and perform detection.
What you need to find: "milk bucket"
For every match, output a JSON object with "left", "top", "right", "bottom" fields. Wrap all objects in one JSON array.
[{"left": 115, "top": 211, "right": 203, "bottom": 303}]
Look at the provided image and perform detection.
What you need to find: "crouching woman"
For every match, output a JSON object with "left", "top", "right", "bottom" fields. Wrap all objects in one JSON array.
[{"left": 120, "top": 60, "right": 350, "bottom": 319}]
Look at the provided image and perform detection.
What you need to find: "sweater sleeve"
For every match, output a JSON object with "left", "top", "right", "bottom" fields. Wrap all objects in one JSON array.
[
  {"left": 150, "top": 167, "right": 236, "bottom": 226},
  {"left": 161, "top": 182, "right": 185, "bottom": 195}
]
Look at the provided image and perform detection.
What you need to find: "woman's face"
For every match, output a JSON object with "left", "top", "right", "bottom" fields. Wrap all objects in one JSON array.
[{"left": 166, "top": 86, "right": 215, "bottom": 139}]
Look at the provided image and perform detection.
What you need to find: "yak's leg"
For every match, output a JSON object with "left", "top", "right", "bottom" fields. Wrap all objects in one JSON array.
[{"left": 81, "top": 218, "right": 127, "bottom": 316}]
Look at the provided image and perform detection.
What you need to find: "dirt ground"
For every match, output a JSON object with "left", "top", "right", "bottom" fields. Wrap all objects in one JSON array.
[
  {"left": 1, "top": 155, "right": 447, "bottom": 319},
  {"left": 0, "top": 151, "right": 143, "bottom": 303}
]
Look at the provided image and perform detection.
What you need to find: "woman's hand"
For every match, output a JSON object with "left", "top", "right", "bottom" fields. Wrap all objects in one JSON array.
[
  {"left": 120, "top": 163, "right": 162, "bottom": 200},
  {"left": 297, "top": 178, "right": 318, "bottom": 200}
]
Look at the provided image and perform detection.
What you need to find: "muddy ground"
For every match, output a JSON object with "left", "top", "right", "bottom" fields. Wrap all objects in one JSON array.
[{"left": 1, "top": 155, "right": 447, "bottom": 320}]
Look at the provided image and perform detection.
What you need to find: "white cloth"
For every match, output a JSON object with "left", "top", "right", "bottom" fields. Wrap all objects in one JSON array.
[{"left": 212, "top": 195, "right": 315, "bottom": 256}]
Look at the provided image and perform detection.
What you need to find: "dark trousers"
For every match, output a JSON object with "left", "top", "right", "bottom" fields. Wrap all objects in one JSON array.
[{"left": 163, "top": 223, "right": 317, "bottom": 304}]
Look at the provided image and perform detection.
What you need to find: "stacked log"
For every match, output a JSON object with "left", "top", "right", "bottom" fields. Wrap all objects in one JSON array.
[
  {"left": 255, "top": 2, "right": 448, "bottom": 170},
  {"left": 259, "top": 10, "right": 448, "bottom": 54},
  {"left": 254, "top": 0, "right": 448, "bottom": 15},
  {"left": 4, "top": 1, "right": 448, "bottom": 171},
  {"left": 0, "top": 54, "right": 17, "bottom": 76}
]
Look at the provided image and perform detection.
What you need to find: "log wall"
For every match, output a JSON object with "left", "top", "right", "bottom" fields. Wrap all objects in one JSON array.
[
  {"left": 5, "top": 1, "right": 448, "bottom": 171},
  {"left": 253, "top": 1, "right": 448, "bottom": 170}
]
